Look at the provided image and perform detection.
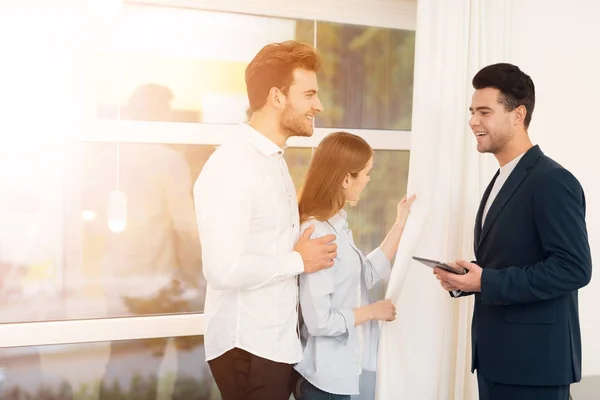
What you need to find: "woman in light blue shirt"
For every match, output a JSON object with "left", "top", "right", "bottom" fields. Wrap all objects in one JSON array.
[{"left": 292, "top": 132, "right": 415, "bottom": 400}]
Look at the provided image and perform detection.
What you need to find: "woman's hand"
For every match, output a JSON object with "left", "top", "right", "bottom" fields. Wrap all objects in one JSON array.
[
  {"left": 354, "top": 299, "right": 397, "bottom": 325},
  {"left": 396, "top": 194, "right": 416, "bottom": 226},
  {"left": 379, "top": 194, "right": 417, "bottom": 261},
  {"left": 368, "top": 299, "right": 397, "bottom": 322}
]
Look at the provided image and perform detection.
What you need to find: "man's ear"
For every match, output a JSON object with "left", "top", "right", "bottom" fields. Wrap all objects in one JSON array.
[
  {"left": 342, "top": 174, "right": 351, "bottom": 189},
  {"left": 267, "top": 87, "right": 286, "bottom": 110},
  {"left": 513, "top": 104, "right": 527, "bottom": 126}
]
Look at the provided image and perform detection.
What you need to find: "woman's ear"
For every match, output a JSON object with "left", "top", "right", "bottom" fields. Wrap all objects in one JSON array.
[{"left": 342, "top": 173, "right": 351, "bottom": 189}]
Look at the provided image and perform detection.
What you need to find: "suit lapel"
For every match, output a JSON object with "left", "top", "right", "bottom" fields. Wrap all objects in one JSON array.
[
  {"left": 476, "top": 145, "right": 544, "bottom": 252},
  {"left": 478, "top": 168, "right": 528, "bottom": 249},
  {"left": 474, "top": 171, "right": 499, "bottom": 251}
]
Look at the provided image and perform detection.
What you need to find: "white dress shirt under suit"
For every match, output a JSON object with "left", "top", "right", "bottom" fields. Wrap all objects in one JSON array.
[
  {"left": 294, "top": 210, "right": 391, "bottom": 395},
  {"left": 481, "top": 152, "right": 526, "bottom": 226},
  {"left": 194, "top": 123, "right": 304, "bottom": 364}
]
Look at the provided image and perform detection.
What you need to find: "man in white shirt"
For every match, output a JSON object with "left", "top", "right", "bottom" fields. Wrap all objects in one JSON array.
[
  {"left": 434, "top": 63, "right": 591, "bottom": 400},
  {"left": 194, "top": 41, "right": 338, "bottom": 400}
]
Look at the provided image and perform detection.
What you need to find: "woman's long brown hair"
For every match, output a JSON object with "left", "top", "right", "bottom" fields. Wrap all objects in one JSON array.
[{"left": 298, "top": 131, "right": 373, "bottom": 223}]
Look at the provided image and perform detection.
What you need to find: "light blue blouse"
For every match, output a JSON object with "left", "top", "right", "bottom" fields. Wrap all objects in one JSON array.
[{"left": 294, "top": 210, "right": 391, "bottom": 395}]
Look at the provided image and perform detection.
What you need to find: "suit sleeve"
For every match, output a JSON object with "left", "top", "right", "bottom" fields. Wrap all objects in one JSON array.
[{"left": 481, "top": 168, "right": 592, "bottom": 306}]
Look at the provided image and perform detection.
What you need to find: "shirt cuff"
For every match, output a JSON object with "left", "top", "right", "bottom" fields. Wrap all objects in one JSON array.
[
  {"left": 334, "top": 309, "right": 356, "bottom": 344},
  {"left": 287, "top": 251, "right": 305, "bottom": 275},
  {"left": 368, "top": 247, "right": 392, "bottom": 273}
]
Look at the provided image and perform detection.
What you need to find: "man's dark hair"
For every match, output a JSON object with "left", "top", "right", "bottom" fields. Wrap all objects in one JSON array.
[{"left": 473, "top": 63, "right": 535, "bottom": 128}]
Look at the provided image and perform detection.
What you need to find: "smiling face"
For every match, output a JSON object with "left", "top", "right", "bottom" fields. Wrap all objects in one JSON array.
[
  {"left": 469, "top": 87, "right": 516, "bottom": 154},
  {"left": 279, "top": 68, "right": 323, "bottom": 138}
]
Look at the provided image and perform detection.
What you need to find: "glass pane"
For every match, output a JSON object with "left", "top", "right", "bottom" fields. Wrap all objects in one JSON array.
[
  {"left": 315, "top": 21, "right": 415, "bottom": 131},
  {"left": 346, "top": 150, "right": 410, "bottom": 252},
  {"left": 86, "top": 4, "right": 315, "bottom": 124},
  {"left": 0, "top": 143, "right": 214, "bottom": 323},
  {"left": 0, "top": 336, "right": 218, "bottom": 400},
  {"left": 283, "top": 147, "right": 314, "bottom": 190},
  {"left": 0, "top": 143, "right": 407, "bottom": 323}
]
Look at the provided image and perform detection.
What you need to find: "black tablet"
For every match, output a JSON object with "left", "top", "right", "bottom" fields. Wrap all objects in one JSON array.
[{"left": 412, "top": 256, "right": 467, "bottom": 275}]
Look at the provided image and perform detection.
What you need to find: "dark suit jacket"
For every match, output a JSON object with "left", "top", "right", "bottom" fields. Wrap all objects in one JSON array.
[{"left": 456, "top": 145, "right": 592, "bottom": 386}]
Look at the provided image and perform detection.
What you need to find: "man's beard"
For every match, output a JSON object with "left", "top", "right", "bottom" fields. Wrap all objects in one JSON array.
[
  {"left": 482, "top": 130, "right": 514, "bottom": 154},
  {"left": 280, "top": 104, "right": 313, "bottom": 138}
]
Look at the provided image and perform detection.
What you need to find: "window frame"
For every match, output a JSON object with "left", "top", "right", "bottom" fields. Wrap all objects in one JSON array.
[
  {"left": 84, "top": 120, "right": 412, "bottom": 150},
  {"left": 0, "top": 0, "right": 416, "bottom": 349}
]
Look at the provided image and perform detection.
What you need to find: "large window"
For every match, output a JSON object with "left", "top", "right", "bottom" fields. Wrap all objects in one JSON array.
[
  {"left": 86, "top": 6, "right": 315, "bottom": 124},
  {"left": 315, "top": 21, "right": 415, "bottom": 131},
  {"left": 1, "top": 1, "right": 416, "bottom": 397},
  {"left": 0, "top": 144, "right": 407, "bottom": 323}
]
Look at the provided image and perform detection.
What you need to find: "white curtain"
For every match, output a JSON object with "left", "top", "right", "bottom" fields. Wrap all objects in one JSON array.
[{"left": 375, "top": 1, "right": 516, "bottom": 399}]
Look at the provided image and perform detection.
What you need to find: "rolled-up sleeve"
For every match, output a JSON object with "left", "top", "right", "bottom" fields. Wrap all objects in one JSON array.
[
  {"left": 299, "top": 268, "right": 355, "bottom": 342},
  {"left": 298, "top": 223, "right": 355, "bottom": 343},
  {"left": 363, "top": 247, "right": 392, "bottom": 289}
]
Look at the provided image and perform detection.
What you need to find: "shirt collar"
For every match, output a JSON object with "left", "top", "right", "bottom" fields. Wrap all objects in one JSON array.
[
  {"left": 240, "top": 123, "right": 284, "bottom": 157},
  {"left": 499, "top": 152, "right": 526, "bottom": 177},
  {"left": 327, "top": 209, "right": 348, "bottom": 234}
]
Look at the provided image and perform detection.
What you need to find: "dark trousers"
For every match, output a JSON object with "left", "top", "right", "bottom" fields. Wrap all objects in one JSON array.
[
  {"left": 477, "top": 370, "right": 570, "bottom": 400},
  {"left": 208, "top": 347, "right": 294, "bottom": 400}
]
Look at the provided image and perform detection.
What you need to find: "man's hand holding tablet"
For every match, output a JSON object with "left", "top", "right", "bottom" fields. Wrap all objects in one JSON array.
[
  {"left": 413, "top": 256, "right": 467, "bottom": 275},
  {"left": 413, "top": 256, "right": 483, "bottom": 293}
]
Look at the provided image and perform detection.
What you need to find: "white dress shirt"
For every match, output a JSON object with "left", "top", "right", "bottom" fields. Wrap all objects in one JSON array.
[
  {"left": 481, "top": 152, "right": 526, "bottom": 227},
  {"left": 194, "top": 123, "right": 304, "bottom": 363}
]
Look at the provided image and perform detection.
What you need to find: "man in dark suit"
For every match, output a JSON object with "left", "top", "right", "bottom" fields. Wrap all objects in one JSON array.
[{"left": 434, "top": 63, "right": 592, "bottom": 400}]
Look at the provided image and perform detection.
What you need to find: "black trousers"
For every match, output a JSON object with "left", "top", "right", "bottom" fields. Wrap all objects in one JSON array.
[
  {"left": 477, "top": 370, "right": 570, "bottom": 400},
  {"left": 208, "top": 348, "right": 294, "bottom": 400}
]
